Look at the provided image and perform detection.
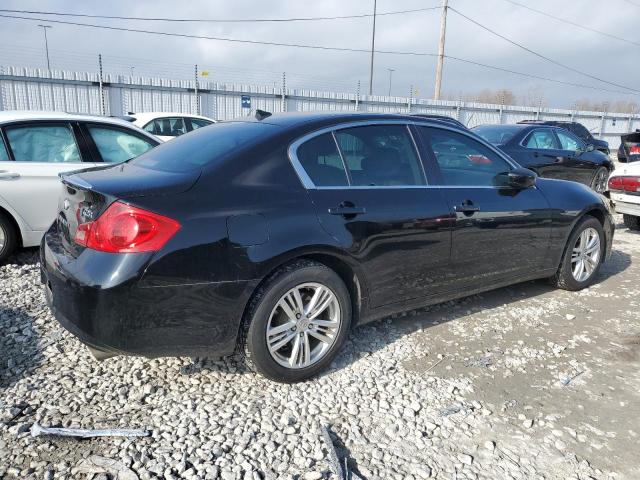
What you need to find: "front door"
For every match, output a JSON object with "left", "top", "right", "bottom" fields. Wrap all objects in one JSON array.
[
  {"left": 416, "top": 126, "right": 552, "bottom": 287},
  {"left": 291, "top": 123, "right": 453, "bottom": 307},
  {"left": 0, "top": 121, "right": 95, "bottom": 233}
]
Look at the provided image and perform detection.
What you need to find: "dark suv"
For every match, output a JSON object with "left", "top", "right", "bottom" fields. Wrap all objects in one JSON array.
[{"left": 518, "top": 120, "right": 609, "bottom": 155}]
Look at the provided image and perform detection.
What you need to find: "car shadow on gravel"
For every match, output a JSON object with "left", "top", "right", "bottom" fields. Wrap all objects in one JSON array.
[{"left": 329, "top": 248, "right": 632, "bottom": 374}]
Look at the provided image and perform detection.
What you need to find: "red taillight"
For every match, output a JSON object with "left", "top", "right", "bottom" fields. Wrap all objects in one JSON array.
[
  {"left": 74, "top": 201, "right": 180, "bottom": 253},
  {"left": 608, "top": 175, "right": 640, "bottom": 193},
  {"left": 629, "top": 144, "right": 640, "bottom": 155}
]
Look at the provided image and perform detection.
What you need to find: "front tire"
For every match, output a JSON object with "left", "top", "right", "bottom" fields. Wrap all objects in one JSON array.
[
  {"left": 550, "top": 216, "right": 604, "bottom": 291},
  {"left": 623, "top": 214, "right": 640, "bottom": 231},
  {"left": 0, "top": 212, "right": 17, "bottom": 263},
  {"left": 590, "top": 166, "right": 609, "bottom": 194},
  {"left": 240, "top": 260, "right": 352, "bottom": 383}
]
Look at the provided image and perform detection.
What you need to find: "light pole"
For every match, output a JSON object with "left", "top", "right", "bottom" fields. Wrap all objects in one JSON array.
[
  {"left": 387, "top": 68, "right": 395, "bottom": 97},
  {"left": 368, "top": 0, "right": 377, "bottom": 95},
  {"left": 38, "top": 25, "right": 52, "bottom": 74}
]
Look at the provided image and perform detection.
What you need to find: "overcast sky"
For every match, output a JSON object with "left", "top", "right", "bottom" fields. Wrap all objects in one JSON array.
[{"left": 0, "top": 0, "right": 637, "bottom": 108}]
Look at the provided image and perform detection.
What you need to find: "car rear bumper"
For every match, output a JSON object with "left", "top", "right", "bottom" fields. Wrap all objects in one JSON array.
[
  {"left": 41, "top": 228, "right": 257, "bottom": 359},
  {"left": 610, "top": 192, "right": 640, "bottom": 217}
]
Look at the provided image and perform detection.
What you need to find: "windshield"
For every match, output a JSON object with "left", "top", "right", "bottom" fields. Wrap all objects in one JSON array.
[
  {"left": 472, "top": 125, "right": 522, "bottom": 145},
  {"left": 129, "top": 121, "right": 280, "bottom": 173}
]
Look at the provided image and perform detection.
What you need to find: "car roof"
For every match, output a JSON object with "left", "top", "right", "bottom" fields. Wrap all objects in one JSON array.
[
  {"left": 0, "top": 110, "right": 141, "bottom": 128},
  {"left": 233, "top": 111, "right": 471, "bottom": 131},
  {"left": 517, "top": 119, "right": 576, "bottom": 125}
]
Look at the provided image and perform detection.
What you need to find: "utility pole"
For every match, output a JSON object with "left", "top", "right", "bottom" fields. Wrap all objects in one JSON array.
[
  {"left": 38, "top": 24, "right": 52, "bottom": 74},
  {"left": 368, "top": 0, "right": 377, "bottom": 96},
  {"left": 433, "top": 0, "right": 448, "bottom": 101},
  {"left": 194, "top": 64, "right": 200, "bottom": 115},
  {"left": 387, "top": 68, "right": 395, "bottom": 97}
]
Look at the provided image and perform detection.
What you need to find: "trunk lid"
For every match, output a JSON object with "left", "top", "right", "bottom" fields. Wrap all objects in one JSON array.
[
  {"left": 56, "top": 163, "right": 199, "bottom": 257},
  {"left": 621, "top": 131, "right": 640, "bottom": 163}
]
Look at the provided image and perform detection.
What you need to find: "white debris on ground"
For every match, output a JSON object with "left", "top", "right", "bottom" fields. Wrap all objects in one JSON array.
[{"left": 1, "top": 217, "right": 639, "bottom": 480}]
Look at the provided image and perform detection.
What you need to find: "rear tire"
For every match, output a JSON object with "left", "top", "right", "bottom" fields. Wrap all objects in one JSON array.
[
  {"left": 240, "top": 260, "right": 352, "bottom": 383},
  {"left": 550, "top": 216, "right": 604, "bottom": 291},
  {"left": 0, "top": 212, "right": 17, "bottom": 264},
  {"left": 590, "top": 166, "right": 609, "bottom": 194},
  {"left": 623, "top": 214, "right": 640, "bottom": 231}
]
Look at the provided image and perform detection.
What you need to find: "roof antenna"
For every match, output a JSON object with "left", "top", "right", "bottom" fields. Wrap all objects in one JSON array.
[{"left": 255, "top": 109, "right": 272, "bottom": 121}]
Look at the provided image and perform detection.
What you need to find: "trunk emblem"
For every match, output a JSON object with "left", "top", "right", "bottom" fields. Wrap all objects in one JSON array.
[{"left": 63, "top": 199, "right": 70, "bottom": 210}]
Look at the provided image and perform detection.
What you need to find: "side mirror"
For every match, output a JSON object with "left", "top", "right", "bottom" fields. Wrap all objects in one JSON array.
[
  {"left": 494, "top": 168, "right": 537, "bottom": 189},
  {"left": 585, "top": 144, "right": 595, "bottom": 152}
]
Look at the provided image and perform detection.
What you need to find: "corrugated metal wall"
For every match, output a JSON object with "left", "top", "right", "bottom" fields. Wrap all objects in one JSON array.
[{"left": 1, "top": 65, "right": 637, "bottom": 148}]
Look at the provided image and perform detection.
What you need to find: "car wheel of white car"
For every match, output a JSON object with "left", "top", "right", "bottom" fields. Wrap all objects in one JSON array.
[
  {"left": 623, "top": 214, "right": 640, "bottom": 231},
  {"left": 0, "top": 212, "right": 18, "bottom": 263}
]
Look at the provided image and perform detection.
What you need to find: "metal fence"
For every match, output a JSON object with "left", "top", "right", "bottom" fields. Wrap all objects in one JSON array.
[{"left": 1, "top": 65, "right": 637, "bottom": 148}]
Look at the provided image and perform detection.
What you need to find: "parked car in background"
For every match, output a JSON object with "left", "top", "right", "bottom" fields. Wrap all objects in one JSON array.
[
  {"left": 41, "top": 112, "right": 613, "bottom": 383},
  {"left": 619, "top": 130, "right": 640, "bottom": 163},
  {"left": 518, "top": 120, "right": 610, "bottom": 155},
  {"left": 609, "top": 161, "right": 640, "bottom": 230},
  {"left": 473, "top": 123, "right": 613, "bottom": 193},
  {"left": 0, "top": 111, "right": 160, "bottom": 262},
  {"left": 121, "top": 112, "right": 215, "bottom": 141}
]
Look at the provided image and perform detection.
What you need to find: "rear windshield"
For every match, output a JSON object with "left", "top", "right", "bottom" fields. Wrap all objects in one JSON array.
[
  {"left": 472, "top": 125, "right": 522, "bottom": 145},
  {"left": 129, "top": 121, "right": 279, "bottom": 173}
]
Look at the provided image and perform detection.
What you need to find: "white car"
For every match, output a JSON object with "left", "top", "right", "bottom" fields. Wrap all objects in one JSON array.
[
  {"left": 124, "top": 112, "right": 215, "bottom": 142},
  {"left": 0, "top": 111, "right": 160, "bottom": 261},
  {"left": 608, "top": 161, "right": 640, "bottom": 230}
]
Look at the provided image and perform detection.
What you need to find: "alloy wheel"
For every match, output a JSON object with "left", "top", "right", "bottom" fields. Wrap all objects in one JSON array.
[
  {"left": 266, "top": 282, "right": 341, "bottom": 369},
  {"left": 0, "top": 224, "right": 5, "bottom": 252},
  {"left": 592, "top": 169, "right": 609, "bottom": 193},
  {"left": 571, "top": 227, "right": 601, "bottom": 282}
]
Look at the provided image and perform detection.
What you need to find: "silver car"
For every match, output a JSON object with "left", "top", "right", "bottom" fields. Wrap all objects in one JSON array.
[{"left": 0, "top": 111, "right": 160, "bottom": 261}]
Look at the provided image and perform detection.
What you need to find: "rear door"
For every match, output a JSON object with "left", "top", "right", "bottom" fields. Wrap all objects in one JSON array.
[
  {"left": 290, "top": 122, "right": 454, "bottom": 307},
  {"left": 416, "top": 125, "right": 552, "bottom": 286},
  {"left": 0, "top": 121, "right": 97, "bottom": 233}
]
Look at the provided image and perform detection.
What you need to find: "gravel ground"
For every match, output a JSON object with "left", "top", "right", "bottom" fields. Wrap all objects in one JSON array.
[{"left": 1, "top": 216, "right": 639, "bottom": 480}]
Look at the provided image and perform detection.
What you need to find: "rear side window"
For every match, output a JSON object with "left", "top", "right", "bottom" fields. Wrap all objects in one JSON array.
[
  {"left": 334, "top": 125, "right": 426, "bottom": 186},
  {"left": 129, "top": 121, "right": 279, "bottom": 173},
  {"left": 420, "top": 127, "right": 512, "bottom": 186},
  {"left": 190, "top": 118, "right": 213, "bottom": 130},
  {"left": 5, "top": 124, "right": 81, "bottom": 163},
  {"left": 525, "top": 130, "right": 559, "bottom": 150},
  {"left": 296, "top": 133, "right": 348, "bottom": 186},
  {"left": 87, "top": 125, "right": 155, "bottom": 163}
]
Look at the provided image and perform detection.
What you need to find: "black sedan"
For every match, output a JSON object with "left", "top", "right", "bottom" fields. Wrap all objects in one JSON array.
[
  {"left": 41, "top": 112, "right": 614, "bottom": 382},
  {"left": 473, "top": 124, "right": 613, "bottom": 193}
]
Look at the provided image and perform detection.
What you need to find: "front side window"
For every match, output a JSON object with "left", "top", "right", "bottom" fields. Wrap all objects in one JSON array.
[
  {"left": 296, "top": 133, "right": 348, "bottom": 187},
  {"left": 557, "top": 130, "right": 584, "bottom": 152},
  {"left": 568, "top": 123, "right": 591, "bottom": 141},
  {"left": 525, "top": 129, "right": 559, "bottom": 150},
  {"left": 420, "top": 127, "right": 512, "bottom": 186},
  {"left": 5, "top": 124, "right": 81, "bottom": 163},
  {"left": 190, "top": 118, "right": 213, "bottom": 130},
  {"left": 144, "top": 117, "right": 188, "bottom": 137},
  {"left": 0, "top": 138, "right": 8, "bottom": 161},
  {"left": 87, "top": 125, "right": 155, "bottom": 163},
  {"left": 334, "top": 125, "right": 426, "bottom": 186}
]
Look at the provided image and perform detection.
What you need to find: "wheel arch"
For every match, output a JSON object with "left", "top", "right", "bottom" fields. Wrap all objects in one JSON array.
[{"left": 0, "top": 204, "right": 23, "bottom": 248}]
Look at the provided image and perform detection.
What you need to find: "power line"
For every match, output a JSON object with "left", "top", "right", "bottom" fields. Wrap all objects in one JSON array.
[
  {"left": 0, "top": 13, "right": 440, "bottom": 57},
  {"left": 449, "top": 7, "right": 640, "bottom": 94},
  {"left": 446, "top": 56, "right": 637, "bottom": 96},
  {"left": 0, "top": 7, "right": 440, "bottom": 23},
  {"left": 501, "top": 0, "right": 640, "bottom": 47},
  {"left": 0, "top": 13, "right": 637, "bottom": 97},
  {"left": 621, "top": 0, "right": 640, "bottom": 7}
]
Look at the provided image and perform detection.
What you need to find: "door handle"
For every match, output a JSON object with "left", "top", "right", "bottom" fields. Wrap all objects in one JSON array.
[
  {"left": 454, "top": 204, "right": 480, "bottom": 213},
  {"left": 0, "top": 171, "right": 20, "bottom": 180},
  {"left": 328, "top": 204, "right": 366, "bottom": 216}
]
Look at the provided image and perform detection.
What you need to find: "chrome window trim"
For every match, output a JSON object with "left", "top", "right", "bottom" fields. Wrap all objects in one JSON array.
[{"left": 287, "top": 119, "right": 518, "bottom": 190}]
